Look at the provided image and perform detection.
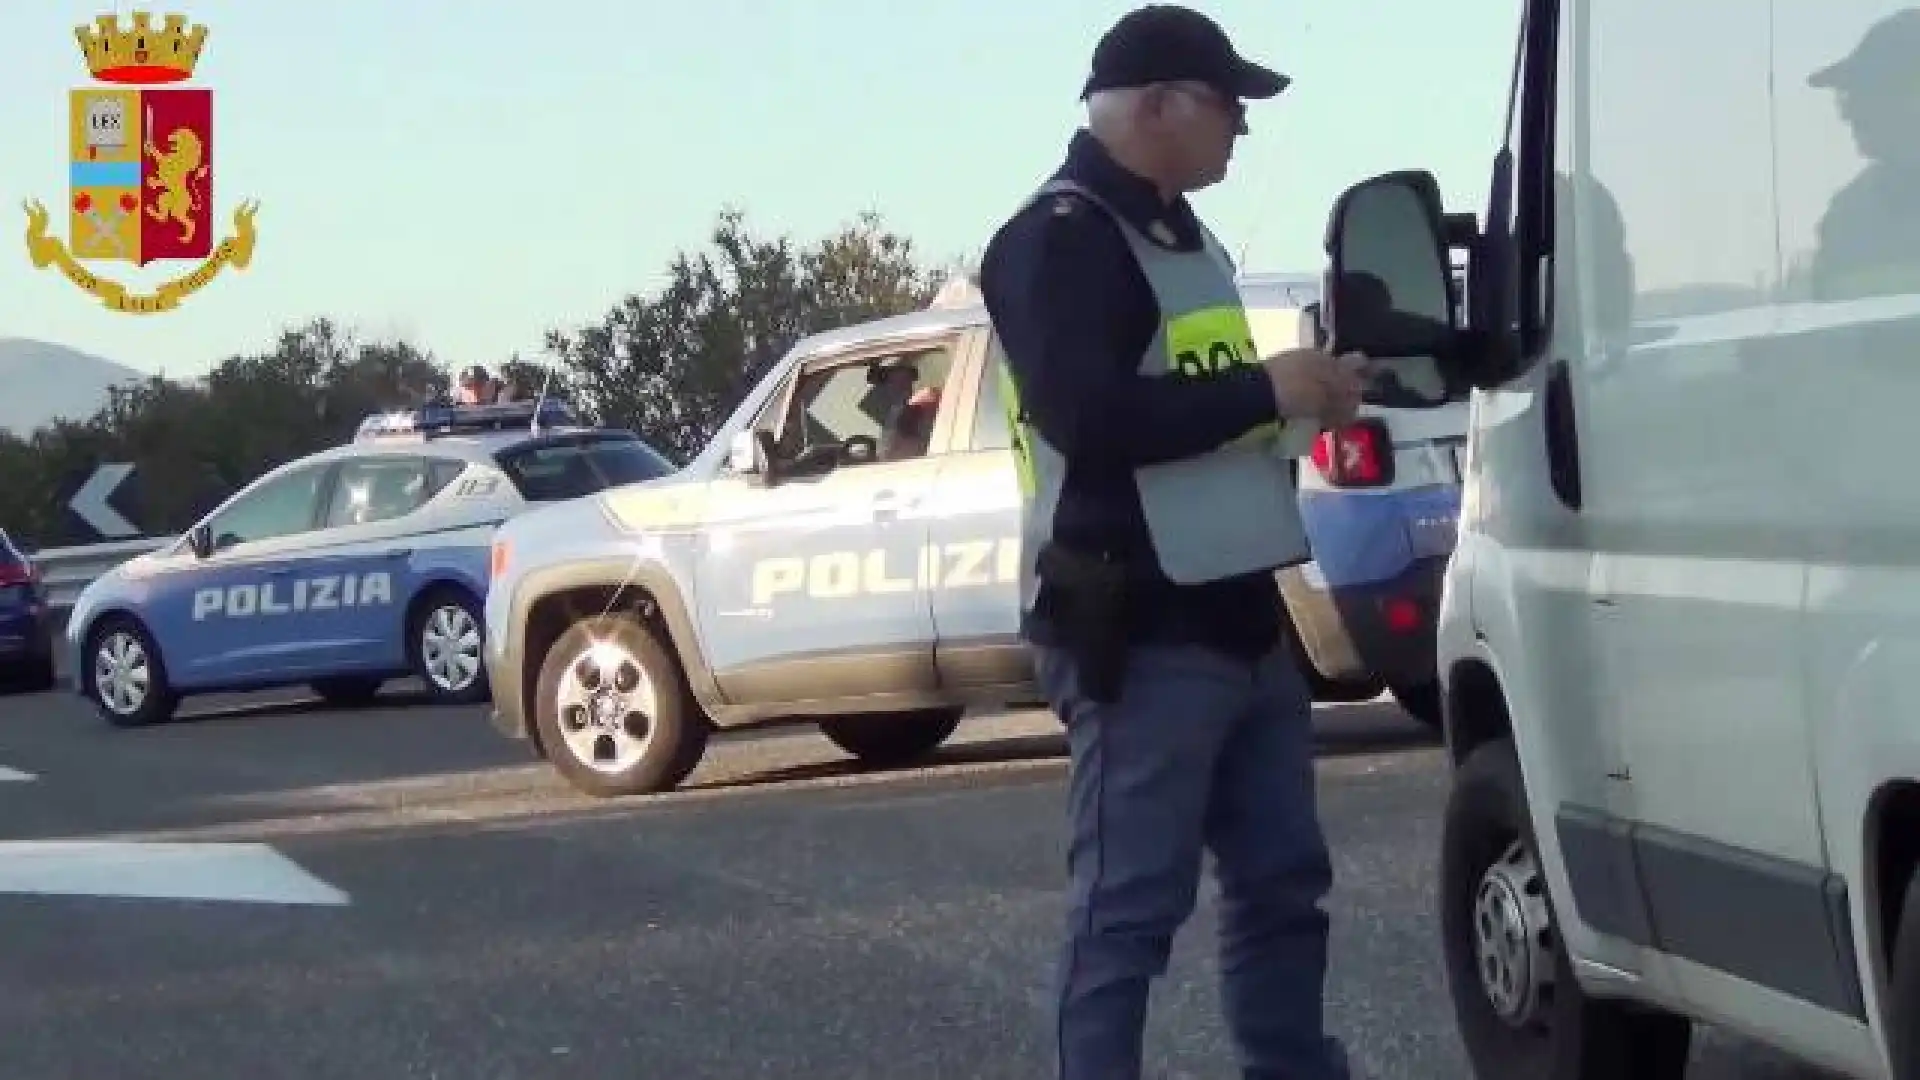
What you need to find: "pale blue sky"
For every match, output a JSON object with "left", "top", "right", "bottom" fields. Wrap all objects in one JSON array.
[{"left": 1, "top": 1, "right": 1514, "bottom": 378}]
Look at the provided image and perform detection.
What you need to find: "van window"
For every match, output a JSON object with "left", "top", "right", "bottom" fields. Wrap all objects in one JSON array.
[{"left": 495, "top": 434, "right": 676, "bottom": 501}]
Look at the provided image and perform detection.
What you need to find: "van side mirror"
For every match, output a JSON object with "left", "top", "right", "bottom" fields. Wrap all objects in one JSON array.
[{"left": 1322, "top": 170, "right": 1461, "bottom": 409}]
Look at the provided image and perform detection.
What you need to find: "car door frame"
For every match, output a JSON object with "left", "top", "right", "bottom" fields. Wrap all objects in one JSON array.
[
  {"left": 691, "top": 325, "right": 977, "bottom": 708},
  {"left": 157, "top": 459, "right": 338, "bottom": 687},
  {"left": 292, "top": 451, "right": 452, "bottom": 676},
  {"left": 922, "top": 325, "right": 1034, "bottom": 696}
]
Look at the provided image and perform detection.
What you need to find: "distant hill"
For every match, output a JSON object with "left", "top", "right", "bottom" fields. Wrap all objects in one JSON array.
[{"left": 0, "top": 338, "right": 144, "bottom": 436}]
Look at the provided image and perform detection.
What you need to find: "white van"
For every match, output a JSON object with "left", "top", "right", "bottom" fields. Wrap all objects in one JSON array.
[{"left": 1315, "top": 0, "right": 1920, "bottom": 1077}]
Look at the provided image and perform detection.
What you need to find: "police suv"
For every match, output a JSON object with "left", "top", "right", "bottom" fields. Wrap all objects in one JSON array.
[
  {"left": 67, "top": 398, "right": 674, "bottom": 728},
  {"left": 1278, "top": 287, "right": 1467, "bottom": 724},
  {"left": 1316, "top": 0, "right": 1920, "bottom": 1074},
  {"left": 482, "top": 274, "right": 1467, "bottom": 799}
]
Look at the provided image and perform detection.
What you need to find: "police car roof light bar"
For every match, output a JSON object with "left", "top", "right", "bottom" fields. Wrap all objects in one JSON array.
[{"left": 355, "top": 398, "right": 580, "bottom": 442}]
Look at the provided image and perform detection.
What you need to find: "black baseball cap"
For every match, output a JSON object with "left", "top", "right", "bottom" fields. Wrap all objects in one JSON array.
[
  {"left": 1809, "top": 8, "right": 1920, "bottom": 90},
  {"left": 1081, "top": 5, "right": 1289, "bottom": 102}
]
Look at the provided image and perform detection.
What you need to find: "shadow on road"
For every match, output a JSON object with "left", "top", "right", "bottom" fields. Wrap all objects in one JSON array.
[
  {"left": 692, "top": 698, "right": 1438, "bottom": 795},
  {"left": 0, "top": 677, "right": 1442, "bottom": 846}
]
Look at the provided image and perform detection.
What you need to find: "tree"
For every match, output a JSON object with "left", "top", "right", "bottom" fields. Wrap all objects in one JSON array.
[
  {"left": 0, "top": 319, "right": 447, "bottom": 547},
  {"left": 0, "top": 207, "right": 948, "bottom": 549},
  {"left": 545, "top": 209, "right": 949, "bottom": 462}
]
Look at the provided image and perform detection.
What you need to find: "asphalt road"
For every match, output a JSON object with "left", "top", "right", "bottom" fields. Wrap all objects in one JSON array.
[{"left": 0, "top": 682, "right": 1825, "bottom": 1079}]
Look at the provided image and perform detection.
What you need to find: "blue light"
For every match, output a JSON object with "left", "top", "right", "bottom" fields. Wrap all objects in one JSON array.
[{"left": 354, "top": 398, "right": 582, "bottom": 442}]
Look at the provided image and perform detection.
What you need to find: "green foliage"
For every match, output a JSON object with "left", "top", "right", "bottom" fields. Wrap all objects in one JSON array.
[{"left": 0, "top": 210, "right": 946, "bottom": 549}]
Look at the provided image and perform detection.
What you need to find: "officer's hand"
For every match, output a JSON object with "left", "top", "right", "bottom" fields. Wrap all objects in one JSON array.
[
  {"left": 1262, "top": 348, "right": 1369, "bottom": 423},
  {"left": 1322, "top": 353, "right": 1369, "bottom": 425}
]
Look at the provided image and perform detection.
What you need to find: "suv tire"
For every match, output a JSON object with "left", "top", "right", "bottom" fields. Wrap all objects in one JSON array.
[
  {"left": 820, "top": 708, "right": 963, "bottom": 768},
  {"left": 1890, "top": 871, "right": 1920, "bottom": 1078},
  {"left": 1441, "top": 738, "right": 1692, "bottom": 1079},
  {"left": 1392, "top": 680, "right": 1443, "bottom": 728},
  {"left": 534, "top": 612, "right": 710, "bottom": 798}
]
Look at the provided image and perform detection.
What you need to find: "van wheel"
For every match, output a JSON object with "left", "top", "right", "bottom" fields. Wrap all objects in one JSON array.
[
  {"left": 820, "top": 708, "right": 962, "bottom": 768},
  {"left": 1441, "top": 739, "right": 1692, "bottom": 1079},
  {"left": 1890, "top": 872, "right": 1920, "bottom": 1078},
  {"left": 1393, "top": 680, "right": 1443, "bottom": 728},
  {"left": 533, "top": 613, "right": 710, "bottom": 798},
  {"left": 84, "top": 616, "right": 178, "bottom": 728}
]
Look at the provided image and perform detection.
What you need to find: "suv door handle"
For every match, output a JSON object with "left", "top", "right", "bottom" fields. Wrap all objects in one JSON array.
[{"left": 384, "top": 548, "right": 412, "bottom": 560}]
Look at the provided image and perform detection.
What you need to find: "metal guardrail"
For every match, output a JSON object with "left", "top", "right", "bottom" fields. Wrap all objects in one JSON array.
[{"left": 29, "top": 536, "right": 172, "bottom": 612}]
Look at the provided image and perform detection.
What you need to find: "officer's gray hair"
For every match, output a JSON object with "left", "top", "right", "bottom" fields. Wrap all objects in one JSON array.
[{"left": 1086, "top": 86, "right": 1151, "bottom": 137}]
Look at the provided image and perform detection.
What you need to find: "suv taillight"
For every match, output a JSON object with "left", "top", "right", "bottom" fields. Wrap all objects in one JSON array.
[
  {"left": 1310, "top": 419, "right": 1394, "bottom": 488},
  {"left": 0, "top": 564, "right": 31, "bottom": 587}
]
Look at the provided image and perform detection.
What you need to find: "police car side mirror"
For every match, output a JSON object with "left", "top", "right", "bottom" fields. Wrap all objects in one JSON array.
[
  {"left": 730, "top": 429, "right": 782, "bottom": 486},
  {"left": 729, "top": 430, "right": 759, "bottom": 475},
  {"left": 188, "top": 524, "right": 213, "bottom": 560},
  {"left": 1322, "top": 170, "right": 1461, "bottom": 409}
]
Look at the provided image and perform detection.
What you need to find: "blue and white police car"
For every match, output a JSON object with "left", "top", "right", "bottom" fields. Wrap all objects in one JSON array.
[{"left": 66, "top": 398, "right": 676, "bottom": 727}]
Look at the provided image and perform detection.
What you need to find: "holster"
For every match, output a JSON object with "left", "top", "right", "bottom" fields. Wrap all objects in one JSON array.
[{"left": 1036, "top": 542, "right": 1132, "bottom": 704}]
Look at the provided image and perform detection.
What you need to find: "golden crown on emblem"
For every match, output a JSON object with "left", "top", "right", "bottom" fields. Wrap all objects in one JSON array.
[{"left": 74, "top": 12, "right": 208, "bottom": 84}]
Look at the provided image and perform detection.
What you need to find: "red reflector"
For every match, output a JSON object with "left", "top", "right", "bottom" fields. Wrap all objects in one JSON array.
[
  {"left": 1383, "top": 597, "right": 1422, "bottom": 633},
  {"left": 1310, "top": 422, "right": 1389, "bottom": 487}
]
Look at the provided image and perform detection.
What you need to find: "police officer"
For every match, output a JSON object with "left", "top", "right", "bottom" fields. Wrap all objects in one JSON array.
[{"left": 976, "top": 7, "right": 1364, "bottom": 1079}]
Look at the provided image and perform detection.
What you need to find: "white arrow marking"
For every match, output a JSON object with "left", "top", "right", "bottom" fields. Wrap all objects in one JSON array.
[
  {"left": 0, "top": 841, "right": 350, "bottom": 906},
  {"left": 71, "top": 462, "right": 138, "bottom": 539},
  {"left": 0, "top": 766, "right": 34, "bottom": 782}
]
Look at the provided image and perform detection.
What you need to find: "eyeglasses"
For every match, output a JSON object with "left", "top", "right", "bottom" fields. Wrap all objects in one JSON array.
[{"left": 1171, "top": 82, "right": 1248, "bottom": 130}]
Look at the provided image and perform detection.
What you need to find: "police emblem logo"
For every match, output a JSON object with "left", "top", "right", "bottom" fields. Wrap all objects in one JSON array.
[{"left": 20, "top": 11, "right": 260, "bottom": 315}]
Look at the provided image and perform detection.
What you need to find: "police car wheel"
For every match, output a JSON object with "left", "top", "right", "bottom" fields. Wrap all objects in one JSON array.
[
  {"left": 23, "top": 656, "right": 56, "bottom": 693},
  {"left": 84, "top": 617, "right": 178, "bottom": 728},
  {"left": 533, "top": 612, "right": 709, "bottom": 798},
  {"left": 310, "top": 676, "right": 384, "bottom": 707},
  {"left": 409, "top": 590, "right": 488, "bottom": 704},
  {"left": 1441, "top": 738, "right": 1691, "bottom": 1079},
  {"left": 819, "top": 708, "right": 962, "bottom": 768},
  {"left": 2, "top": 656, "right": 55, "bottom": 695}
]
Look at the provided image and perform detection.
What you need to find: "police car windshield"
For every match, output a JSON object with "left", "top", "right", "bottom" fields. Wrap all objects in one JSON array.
[{"left": 494, "top": 433, "right": 675, "bottom": 501}]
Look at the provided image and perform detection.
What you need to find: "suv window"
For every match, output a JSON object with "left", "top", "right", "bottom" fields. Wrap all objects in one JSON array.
[
  {"left": 775, "top": 342, "right": 956, "bottom": 467},
  {"left": 495, "top": 433, "right": 676, "bottom": 501},
  {"left": 205, "top": 464, "right": 326, "bottom": 552},
  {"left": 323, "top": 456, "right": 434, "bottom": 528}
]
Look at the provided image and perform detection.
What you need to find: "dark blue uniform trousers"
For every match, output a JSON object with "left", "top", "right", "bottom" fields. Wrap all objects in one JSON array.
[{"left": 1035, "top": 644, "right": 1350, "bottom": 1080}]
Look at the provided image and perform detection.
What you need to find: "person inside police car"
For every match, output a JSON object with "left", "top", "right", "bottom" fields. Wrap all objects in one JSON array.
[{"left": 976, "top": 7, "right": 1365, "bottom": 1079}]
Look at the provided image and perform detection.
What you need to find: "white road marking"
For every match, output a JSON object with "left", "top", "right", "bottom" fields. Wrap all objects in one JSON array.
[
  {"left": 0, "top": 841, "right": 350, "bottom": 906},
  {"left": 0, "top": 765, "right": 34, "bottom": 782}
]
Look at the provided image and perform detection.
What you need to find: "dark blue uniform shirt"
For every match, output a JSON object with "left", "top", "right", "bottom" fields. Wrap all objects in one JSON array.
[{"left": 979, "top": 130, "right": 1286, "bottom": 655}]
